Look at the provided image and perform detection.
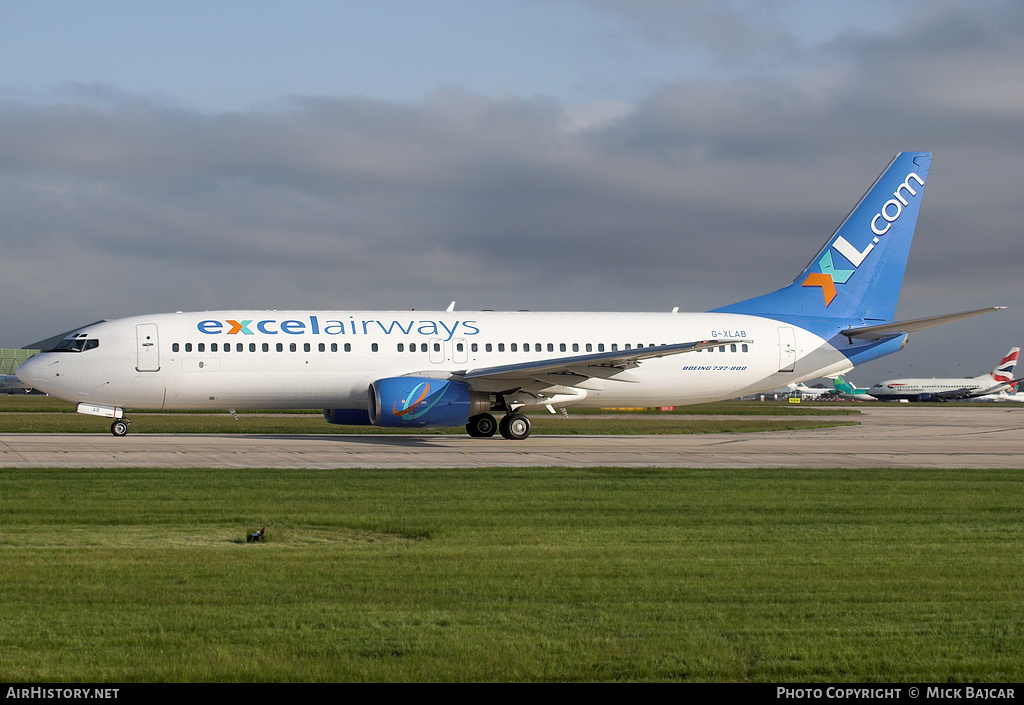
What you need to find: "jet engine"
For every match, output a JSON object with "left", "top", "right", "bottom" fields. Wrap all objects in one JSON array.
[{"left": 368, "top": 377, "right": 490, "bottom": 428}]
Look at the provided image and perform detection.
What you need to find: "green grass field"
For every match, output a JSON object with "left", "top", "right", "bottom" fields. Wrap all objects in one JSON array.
[{"left": 2, "top": 466, "right": 1023, "bottom": 682}]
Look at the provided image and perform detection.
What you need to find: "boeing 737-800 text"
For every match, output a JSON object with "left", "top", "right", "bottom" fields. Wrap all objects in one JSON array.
[{"left": 16, "top": 152, "right": 1002, "bottom": 438}]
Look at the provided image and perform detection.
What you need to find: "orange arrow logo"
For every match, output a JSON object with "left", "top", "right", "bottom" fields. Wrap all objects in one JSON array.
[{"left": 802, "top": 273, "right": 838, "bottom": 306}]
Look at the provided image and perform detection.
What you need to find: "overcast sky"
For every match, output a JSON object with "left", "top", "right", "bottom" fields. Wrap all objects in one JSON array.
[{"left": 2, "top": 0, "right": 1022, "bottom": 382}]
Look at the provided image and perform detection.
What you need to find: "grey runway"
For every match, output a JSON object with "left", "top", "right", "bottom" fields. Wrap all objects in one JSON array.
[{"left": 1, "top": 407, "right": 1022, "bottom": 469}]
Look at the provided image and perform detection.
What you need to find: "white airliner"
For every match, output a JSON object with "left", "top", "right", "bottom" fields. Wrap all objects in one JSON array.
[
  {"left": 0, "top": 373, "right": 31, "bottom": 393},
  {"left": 786, "top": 382, "right": 832, "bottom": 399},
  {"left": 866, "top": 347, "right": 1020, "bottom": 402},
  {"left": 16, "top": 152, "right": 1004, "bottom": 439}
]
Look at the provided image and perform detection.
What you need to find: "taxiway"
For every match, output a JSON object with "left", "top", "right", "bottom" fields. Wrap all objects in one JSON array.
[{"left": 1, "top": 407, "right": 1022, "bottom": 469}]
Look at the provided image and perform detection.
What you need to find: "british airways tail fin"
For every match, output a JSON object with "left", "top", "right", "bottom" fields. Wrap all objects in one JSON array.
[
  {"left": 713, "top": 152, "right": 931, "bottom": 323},
  {"left": 988, "top": 347, "right": 1020, "bottom": 384}
]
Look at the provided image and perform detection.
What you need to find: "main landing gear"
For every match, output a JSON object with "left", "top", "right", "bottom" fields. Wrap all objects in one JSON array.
[
  {"left": 466, "top": 413, "right": 497, "bottom": 437},
  {"left": 110, "top": 418, "right": 131, "bottom": 437},
  {"left": 499, "top": 413, "right": 531, "bottom": 440},
  {"left": 465, "top": 412, "right": 531, "bottom": 440}
]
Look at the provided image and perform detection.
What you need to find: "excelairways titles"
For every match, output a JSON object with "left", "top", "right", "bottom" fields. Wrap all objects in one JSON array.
[
  {"left": 802, "top": 171, "right": 924, "bottom": 306},
  {"left": 197, "top": 316, "right": 480, "bottom": 341}
]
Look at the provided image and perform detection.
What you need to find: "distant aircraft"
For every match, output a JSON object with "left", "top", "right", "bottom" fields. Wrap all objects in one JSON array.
[
  {"left": 16, "top": 152, "right": 1003, "bottom": 438},
  {"left": 0, "top": 373, "right": 31, "bottom": 393},
  {"left": 830, "top": 375, "right": 875, "bottom": 402},
  {"left": 866, "top": 348, "right": 1020, "bottom": 401},
  {"left": 787, "top": 382, "right": 832, "bottom": 398}
]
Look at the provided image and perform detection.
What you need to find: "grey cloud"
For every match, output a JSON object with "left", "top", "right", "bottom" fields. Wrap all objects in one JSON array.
[{"left": 2, "top": 1, "right": 1022, "bottom": 379}]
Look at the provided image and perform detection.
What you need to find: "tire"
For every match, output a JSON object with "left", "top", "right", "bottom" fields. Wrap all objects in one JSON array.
[
  {"left": 466, "top": 413, "right": 497, "bottom": 438},
  {"left": 499, "top": 413, "right": 531, "bottom": 440},
  {"left": 110, "top": 420, "right": 129, "bottom": 437}
]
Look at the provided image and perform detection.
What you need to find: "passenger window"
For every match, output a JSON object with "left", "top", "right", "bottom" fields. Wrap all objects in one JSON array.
[
  {"left": 498, "top": 343, "right": 505, "bottom": 352},
  {"left": 730, "top": 344, "right": 737, "bottom": 352},
  {"left": 586, "top": 344, "right": 592, "bottom": 352},
  {"left": 510, "top": 343, "right": 517, "bottom": 352},
  {"left": 289, "top": 343, "right": 296, "bottom": 352},
  {"left": 185, "top": 343, "right": 192, "bottom": 352},
  {"left": 611, "top": 344, "right": 618, "bottom": 351},
  {"left": 485, "top": 343, "right": 492, "bottom": 352},
  {"left": 277, "top": 343, "right": 284, "bottom": 352},
  {"left": 345, "top": 343, "right": 351, "bottom": 352},
  {"left": 433, "top": 343, "right": 440, "bottom": 352},
  {"left": 331, "top": 343, "right": 338, "bottom": 352},
  {"left": 262, "top": 343, "right": 269, "bottom": 352},
  {"left": 236, "top": 343, "right": 244, "bottom": 352},
  {"left": 303, "top": 343, "right": 311, "bottom": 352},
  {"left": 197, "top": 343, "right": 205, "bottom": 352},
  {"left": 372, "top": 343, "right": 379, "bottom": 352},
  {"left": 598, "top": 344, "right": 604, "bottom": 352},
  {"left": 471, "top": 343, "right": 478, "bottom": 352},
  {"left": 211, "top": 343, "right": 218, "bottom": 352},
  {"left": 397, "top": 343, "right": 404, "bottom": 352},
  {"left": 742, "top": 344, "right": 748, "bottom": 352},
  {"left": 456, "top": 343, "right": 464, "bottom": 352},
  {"left": 249, "top": 343, "right": 256, "bottom": 352},
  {"left": 172, "top": 343, "right": 180, "bottom": 353}
]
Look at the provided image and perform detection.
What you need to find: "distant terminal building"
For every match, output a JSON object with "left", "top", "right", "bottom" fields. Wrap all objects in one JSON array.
[{"left": 1, "top": 348, "right": 38, "bottom": 375}]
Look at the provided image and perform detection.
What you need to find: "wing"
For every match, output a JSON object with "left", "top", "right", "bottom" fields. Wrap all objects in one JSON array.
[
  {"left": 934, "top": 387, "right": 981, "bottom": 400},
  {"left": 453, "top": 339, "right": 747, "bottom": 396},
  {"left": 938, "top": 377, "right": 1023, "bottom": 400}
]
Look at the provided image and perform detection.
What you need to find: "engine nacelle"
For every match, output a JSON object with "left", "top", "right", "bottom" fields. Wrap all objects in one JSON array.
[
  {"left": 323, "top": 408, "right": 372, "bottom": 425},
  {"left": 369, "top": 377, "right": 490, "bottom": 428}
]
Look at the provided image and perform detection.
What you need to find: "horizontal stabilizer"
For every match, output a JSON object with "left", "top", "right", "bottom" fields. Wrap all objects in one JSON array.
[{"left": 840, "top": 307, "right": 1005, "bottom": 340}]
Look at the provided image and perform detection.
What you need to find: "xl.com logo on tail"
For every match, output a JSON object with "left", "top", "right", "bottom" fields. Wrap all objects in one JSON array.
[{"left": 802, "top": 172, "right": 924, "bottom": 306}]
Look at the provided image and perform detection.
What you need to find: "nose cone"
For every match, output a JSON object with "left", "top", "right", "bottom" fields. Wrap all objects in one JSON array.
[{"left": 16, "top": 353, "right": 59, "bottom": 393}]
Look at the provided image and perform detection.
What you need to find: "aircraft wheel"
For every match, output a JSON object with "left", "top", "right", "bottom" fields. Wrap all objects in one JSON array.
[
  {"left": 110, "top": 420, "right": 130, "bottom": 437},
  {"left": 499, "top": 413, "right": 531, "bottom": 440},
  {"left": 466, "top": 413, "right": 497, "bottom": 438}
]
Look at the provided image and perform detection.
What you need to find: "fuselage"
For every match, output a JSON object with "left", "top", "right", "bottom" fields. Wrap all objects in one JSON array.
[{"left": 17, "top": 309, "right": 863, "bottom": 412}]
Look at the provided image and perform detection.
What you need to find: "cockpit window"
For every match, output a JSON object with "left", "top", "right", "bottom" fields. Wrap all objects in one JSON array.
[{"left": 47, "top": 337, "right": 100, "bottom": 352}]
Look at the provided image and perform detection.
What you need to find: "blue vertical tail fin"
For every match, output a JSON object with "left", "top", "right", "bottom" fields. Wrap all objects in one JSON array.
[{"left": 712, "top": 152, "right": 931, "bottom": 324}]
